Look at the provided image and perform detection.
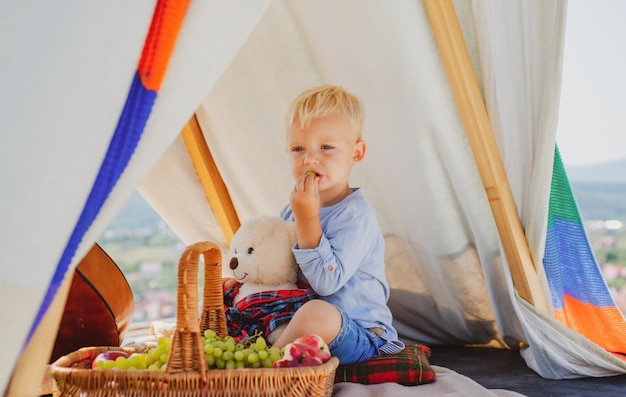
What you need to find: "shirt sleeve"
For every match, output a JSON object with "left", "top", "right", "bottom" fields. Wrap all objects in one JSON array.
[{"left": 292, "top": 204, "right": 378, "bottom": 296}]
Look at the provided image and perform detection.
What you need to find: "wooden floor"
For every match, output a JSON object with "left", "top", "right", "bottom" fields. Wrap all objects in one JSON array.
[{"left": 429, "top": 345, "right": 626, "bottom": 397}]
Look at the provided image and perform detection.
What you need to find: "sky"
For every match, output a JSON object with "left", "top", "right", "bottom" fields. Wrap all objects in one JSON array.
[{"left": 556, "top": 0, "right": 626, "bottom": 168}]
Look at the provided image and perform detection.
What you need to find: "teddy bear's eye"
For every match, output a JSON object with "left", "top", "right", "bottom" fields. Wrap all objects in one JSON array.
[{"left": 247, "top": 247, "right": 254, "bottom": 254}]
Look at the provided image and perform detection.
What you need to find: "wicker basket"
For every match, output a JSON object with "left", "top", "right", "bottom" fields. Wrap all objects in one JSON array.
[{"left": 50, "top": 241, "right": 339, "bottom": 397}]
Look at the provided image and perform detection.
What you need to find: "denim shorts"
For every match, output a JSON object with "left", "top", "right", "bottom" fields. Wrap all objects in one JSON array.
[{"left": 327, "top": 309, "right": 385, "bottom": 364}]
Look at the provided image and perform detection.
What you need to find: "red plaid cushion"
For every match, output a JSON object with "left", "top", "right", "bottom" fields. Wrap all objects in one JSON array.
[{"left": 334, "top": 343, "right": 436, "bottom": 385}]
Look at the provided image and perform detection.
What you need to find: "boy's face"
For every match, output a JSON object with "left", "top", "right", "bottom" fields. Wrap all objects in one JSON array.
[{"left": 286, "top": 114, "right": 365, "bottom": 205}]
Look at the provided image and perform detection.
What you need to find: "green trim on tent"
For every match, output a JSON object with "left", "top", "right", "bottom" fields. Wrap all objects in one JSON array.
[{"left": 548, "top": 146, "right": 583, "bottom": 228}]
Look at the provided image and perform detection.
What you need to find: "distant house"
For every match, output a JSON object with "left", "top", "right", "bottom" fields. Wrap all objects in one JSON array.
[{"left": 134, "top": 290, "right": 175, "bottom": 321}]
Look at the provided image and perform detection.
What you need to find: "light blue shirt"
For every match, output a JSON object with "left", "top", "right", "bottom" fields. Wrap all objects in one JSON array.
[{"left": 280, "top": 188, "right": 404, "bottom": 354}]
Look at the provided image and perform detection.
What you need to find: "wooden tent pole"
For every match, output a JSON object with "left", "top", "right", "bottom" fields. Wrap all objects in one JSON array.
[
  {"left": 181, "top": 114, "right": 240, "bottom": 244},
  {"left": 423, "top": 0, "right": 547, "bottom": 313}
]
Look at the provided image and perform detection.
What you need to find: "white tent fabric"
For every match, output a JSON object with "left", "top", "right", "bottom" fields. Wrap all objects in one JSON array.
[
  {"left": 2, "top": 0, "right": 626, "bottom": 395},
  {"left": 0, "top": 1, "right": 269, "bottom": 393}
]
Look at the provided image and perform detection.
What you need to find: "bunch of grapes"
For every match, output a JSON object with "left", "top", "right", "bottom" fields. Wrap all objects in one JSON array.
[
  {"left": 202, "top": 329, "right": 283, "bottom": 370},
  {"left": 93, "top": 337, "right": 171, "bottom": 370},
  {"left": 93, "top": 330, "right": 284, "bottom": 371}
]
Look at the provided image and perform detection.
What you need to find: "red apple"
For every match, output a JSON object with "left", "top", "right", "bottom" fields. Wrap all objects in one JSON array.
[
  {"left": 297, "top": 349, "right": 324, "bottom": 366},
  {"left": 272, "top": 343, "right": 301, "bottom": 368},
  {"left": 272, "top": 334, "right": 330, "bottom": 368},
  {"left": 91, "top": 350, "right": 129, "bottom": 369},
  {"left": 292, "top": 334, "right": 331, "bottom": 362},
  {"left": 273, "top": 342, "right": 318, "bottom": 367}
]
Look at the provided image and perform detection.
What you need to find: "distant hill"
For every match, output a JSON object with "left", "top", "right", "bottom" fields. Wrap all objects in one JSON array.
[
  {"left": 564, "top": 158, "right": 626, "bottom": 222},
  {"left": 570, "top": 182, "right": 626, "bottom": 222},
  {"left": 566, "top": 158, "right": 626, "bottom": 184}
]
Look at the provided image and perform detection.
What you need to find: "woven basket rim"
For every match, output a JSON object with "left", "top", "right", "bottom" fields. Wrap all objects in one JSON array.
[{"left": 50, "top": 345, "right": 339, "bottom": 376}]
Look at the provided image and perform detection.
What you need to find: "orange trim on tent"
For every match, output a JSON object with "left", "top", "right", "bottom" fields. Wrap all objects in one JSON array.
[
  {"left": 138, "top": 0, "right": 189, "bottom": 91},
  {"left": 554, "top": 295, "right": 626, "bottom": 354}
]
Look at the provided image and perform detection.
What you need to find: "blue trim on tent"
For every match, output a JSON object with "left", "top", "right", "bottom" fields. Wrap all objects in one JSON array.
[
  {"left": 545, "top": 218, "right": 615, "bottom": 309},
  {"left": 26, "top": 73, "right": 157, "bottom": 344}
]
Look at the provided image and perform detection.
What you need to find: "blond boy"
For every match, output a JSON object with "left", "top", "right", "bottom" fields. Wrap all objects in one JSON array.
[{"left": 273, "top": 85, "right": 404, "bottom": 364}]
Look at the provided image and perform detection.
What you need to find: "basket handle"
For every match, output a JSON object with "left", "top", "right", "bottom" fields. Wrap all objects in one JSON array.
[
  {"left": 166, "top": 241, "right": 223, "bottom": 380},
  {"left": 200, "top": 241, "right": 228, "bottom": 338}
]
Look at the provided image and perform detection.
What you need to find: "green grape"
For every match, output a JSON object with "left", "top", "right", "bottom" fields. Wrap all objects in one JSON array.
[
  {"left": 128, "top": 353, "right": 147, "bottom": 369},
  {"left": 222, "top": 350, "right": 234, "bottom": 361},
  {"left": 102, "top": 360, "right": 116, "bottom": 370},
  {"left": 115, "top": 356, "right": 129, "bottom": 369},
  {"left": 235, "top": 360, "right": 245, "bottom": 369},
  {"left": 206, "top": 354, "right": 215, "bottom": 367},
  {"left": 152, "top": 345, "right": 167, "bottom": 361},
  {"left": 126, "top": 356, "right": 139, "bottom": 369},
  {"left": 261, "top": 358, "right": 273, "bottom": 368},
  {"left": 268, "top": 347, "right": 281, "bottom": 362},
  {"left": 212, "top": 347, "right": 223, "bottom": 358},
  {"left": 224, "top": 340, "right": 236, "bottom": 352},
  {"left": 233, "top": 350, "right": 244, "bottom": 361},
  {"left": 215, "top": 341, "right": 226, "bottom": 350},
  {"left": 255, "top": 336, "right": 267, "bottom": 351},
  {"left": 145, "top": 353, "right": 157, "bottom": 366},
  {"left": 225, "top": 360, "right": 236, "bottom": 370},
  {"left": 257, "top": 350, "right": 268, "bottom": 360},
  {"left": 215, "top": 358, "right": 226, "bottom": 369},
  {"left": 247, "top": 352, "right": 259, "bottom": 364},
  {"left": 204, "top": 343, "right": 214, "bottom": 354},
  {"left": 204, "top": 329, "right": 217, "bottom": 340}
]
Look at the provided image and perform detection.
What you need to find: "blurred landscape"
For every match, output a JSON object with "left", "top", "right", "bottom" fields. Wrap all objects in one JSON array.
[
  {"left": 97, "top": 158, "right": 626, "bottom": 323},
  {"left": 98, "top": 194, "right": 184, "bottom": 323}
]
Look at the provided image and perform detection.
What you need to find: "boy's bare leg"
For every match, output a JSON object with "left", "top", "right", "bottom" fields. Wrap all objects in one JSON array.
[{"left": 272, "top": 299, "right": 341, "bottom": 347}]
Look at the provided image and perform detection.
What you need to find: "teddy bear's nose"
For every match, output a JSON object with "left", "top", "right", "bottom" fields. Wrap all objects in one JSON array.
[{"left": 229, "top": 257, "right": 238, "bottom": 270}]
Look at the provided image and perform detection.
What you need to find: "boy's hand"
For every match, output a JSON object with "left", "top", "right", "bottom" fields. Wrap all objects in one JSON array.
[
  {"left": 290, "top": 172, "right": 320, "bottom": 219},
  {"left": 222, "top": 277, "right": 237, "bottom": 291},
  {"left": 290, "top": 172, "right": 323, "bottom": 249}
]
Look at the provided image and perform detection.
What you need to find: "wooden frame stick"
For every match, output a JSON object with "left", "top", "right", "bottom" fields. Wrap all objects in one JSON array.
[
  {"left": 181, "top": 114, "right": 240, "bottom": 244},
  {"left": 423, "top": 0, "right": 547, "bottom": 313}
]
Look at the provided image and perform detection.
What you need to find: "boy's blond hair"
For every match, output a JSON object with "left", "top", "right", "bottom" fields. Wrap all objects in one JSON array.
[{"left": 285, "top": 85, "right": 364, "bottom": 138}]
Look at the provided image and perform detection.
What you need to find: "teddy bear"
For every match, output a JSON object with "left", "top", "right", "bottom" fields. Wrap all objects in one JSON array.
[
  {"left": 224, "top": 215, "right": 317, "bottom": 345},
  {"left": 228, "top": 215, "right": 299, "bottom": 302}
]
